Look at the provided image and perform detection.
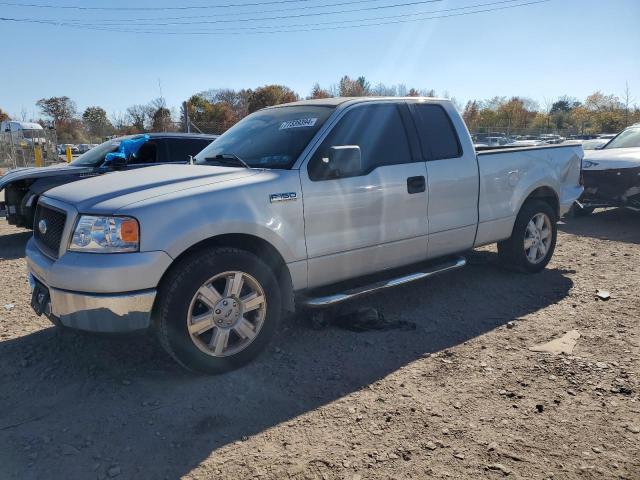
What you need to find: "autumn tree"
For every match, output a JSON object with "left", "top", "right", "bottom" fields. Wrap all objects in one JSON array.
[
  {"left": 309, "top": 83, "right": 331, "bottom": 99},
  {"left": 247, "top": 85, "right": 299, "bottom": 113},
  {"left": 0, "top": 108, "right": 9, "bottom": 122},
  {"left": 462, "top": 101, "right": 481, "bottom": 131},
  {"left": 338, "top": 76, "right": 370, "bottom": 96},
  {"left": 583, "top": 91, "right": 624, "bottom": 132},
  {"left": 199, "top": 88, "right": 252, "bottom": 123},
  {"left": 184, "top": 94, "right": 236, "bottom": 134}
]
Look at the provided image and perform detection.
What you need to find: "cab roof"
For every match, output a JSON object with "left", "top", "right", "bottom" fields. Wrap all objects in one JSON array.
[{"left": 266, "top": 96, "right": 447, "bottom": 109}]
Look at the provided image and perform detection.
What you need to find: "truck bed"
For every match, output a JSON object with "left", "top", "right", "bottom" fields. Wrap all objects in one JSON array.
[{"left": 473, "top": 143, "right": 583, "bottom": 247}]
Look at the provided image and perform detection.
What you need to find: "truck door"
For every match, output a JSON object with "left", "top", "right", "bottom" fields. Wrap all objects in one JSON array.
[
  {"left": 409, "top": 102, "right": 479, "bottom": 258},
  {"left": 300, "top": 102, "right": 429, "bottom": 289}
]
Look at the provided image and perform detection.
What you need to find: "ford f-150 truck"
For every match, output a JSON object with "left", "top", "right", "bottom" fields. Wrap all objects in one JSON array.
[{"left": 25, "top": 97, "right": 583, "bottom": 373}]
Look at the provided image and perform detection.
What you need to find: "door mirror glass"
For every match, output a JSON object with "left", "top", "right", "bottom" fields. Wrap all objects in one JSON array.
[{"left": 322, "top": 145, "right": 362, "bottom": 179}]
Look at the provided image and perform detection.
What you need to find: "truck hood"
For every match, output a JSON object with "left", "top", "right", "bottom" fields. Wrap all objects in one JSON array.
[
  {"left": 44, "top": 164, "right": 262, "bottom": 213},
  {"left": 0, "top": 164, "right": 94, "bottom": 191},
  {"left": 582, "top": 147, "right": 640, "bottom": 171}
]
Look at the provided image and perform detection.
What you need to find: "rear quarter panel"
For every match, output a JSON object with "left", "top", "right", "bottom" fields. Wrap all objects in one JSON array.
[{"left": 475, "top": 145, "right": 583, "bottom": 246}]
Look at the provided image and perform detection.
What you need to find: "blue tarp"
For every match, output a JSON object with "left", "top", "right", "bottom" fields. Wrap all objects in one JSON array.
[{"left": 105, "top": 134, "right": 150, "bottom": 163}]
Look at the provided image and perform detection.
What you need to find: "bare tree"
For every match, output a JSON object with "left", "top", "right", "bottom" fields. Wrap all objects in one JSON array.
[{"left": 622, "top": 81, "right": 635, "bottom": 127}]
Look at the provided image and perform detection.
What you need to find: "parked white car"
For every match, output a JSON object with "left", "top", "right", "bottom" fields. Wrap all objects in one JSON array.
[
  {"left": 26, "top": 97, "right": 583, "bottom": 373},
  {"left": 577, "top": 123, "right": 640, "bottom": 214}
]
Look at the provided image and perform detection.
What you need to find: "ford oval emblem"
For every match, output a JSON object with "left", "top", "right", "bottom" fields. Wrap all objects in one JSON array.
[{"left": 38, "top": 219, "right": 48, "bottom": 235}]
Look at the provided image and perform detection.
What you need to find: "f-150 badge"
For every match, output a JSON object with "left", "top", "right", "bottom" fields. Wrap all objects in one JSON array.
[{"left": 270, "top": 192, "right": 298, "bottom": 203}]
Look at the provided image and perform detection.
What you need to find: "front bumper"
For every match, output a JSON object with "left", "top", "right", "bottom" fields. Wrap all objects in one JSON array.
[
  {"left": 26, "top": 236, "right": 172, "bottom": 333},
  {"left": 29, "top": 273, "right": 156, "bottom": 332},
  {"left": 580, "top": 166, "right": 640, "bottom": 209}
]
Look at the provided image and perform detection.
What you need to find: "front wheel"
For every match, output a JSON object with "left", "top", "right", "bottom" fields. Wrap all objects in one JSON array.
[
  {"left": 498, "top": 200, "right": 557, "bottom": 273},
  {"left": 155, "top": 247, "right": 281, "bottom": 374}
]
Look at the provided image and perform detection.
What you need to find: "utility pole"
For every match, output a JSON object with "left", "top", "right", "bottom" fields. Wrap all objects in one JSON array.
[{"left": 183, "top": 101, "right": 191, "bottom": 133}]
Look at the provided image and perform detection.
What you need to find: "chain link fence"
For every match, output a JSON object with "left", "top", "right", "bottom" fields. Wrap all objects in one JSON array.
[{"left": 0, "top": 128, "right": 60, "bottom": 170}]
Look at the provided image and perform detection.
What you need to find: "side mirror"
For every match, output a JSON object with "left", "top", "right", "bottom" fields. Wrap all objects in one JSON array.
[{"left": 322, "top": 145, "right": 362, "bottom": 179}]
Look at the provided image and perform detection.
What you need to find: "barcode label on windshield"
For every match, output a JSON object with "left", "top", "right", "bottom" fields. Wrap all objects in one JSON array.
[{"left": 279, "top": 118, "right": 318, "bottom": 130}]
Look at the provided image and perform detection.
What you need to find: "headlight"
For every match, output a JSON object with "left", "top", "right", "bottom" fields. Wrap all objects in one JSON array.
[
  {"left": 582, "top": 160, "right": 599, "bottom": 169},
  {"left": 69, "top": 216, "right": 139, "bottom": 253}
]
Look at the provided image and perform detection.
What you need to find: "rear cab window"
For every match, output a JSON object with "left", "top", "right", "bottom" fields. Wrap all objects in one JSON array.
[{"left": 411, "top": 103, "right": 462, "bottom": 160}]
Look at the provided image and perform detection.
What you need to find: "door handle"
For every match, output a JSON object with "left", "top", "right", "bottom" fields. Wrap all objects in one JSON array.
[{"left": 407, "top": 175, "right": 426, "bottom": 194}]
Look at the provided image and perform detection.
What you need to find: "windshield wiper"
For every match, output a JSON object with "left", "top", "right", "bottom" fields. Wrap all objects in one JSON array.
[{"left": 203, "top": 153, "right": 250, "bottom": 169}]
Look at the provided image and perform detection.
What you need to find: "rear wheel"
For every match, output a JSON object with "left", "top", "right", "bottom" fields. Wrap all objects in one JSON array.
[
  {"left": 155, "top": 247, "right": 281, "bottom": 374},
  {"left": 498, "top": 200, "right": 557, "bottom": 273}
]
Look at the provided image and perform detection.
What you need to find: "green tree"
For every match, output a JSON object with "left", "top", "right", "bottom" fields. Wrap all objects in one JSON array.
[
  {"left": 82, "top": 106, "right": 112, "bottom": 140},
  {"left": 151, "top": 106, "right": 172, "bottom": 132},
  {"left": 247, "top": 85, "right": 298, "bottom": 113}
]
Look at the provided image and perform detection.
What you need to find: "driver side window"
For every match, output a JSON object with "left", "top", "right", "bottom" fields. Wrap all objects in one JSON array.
[
  {"left": 308, "top": 103, "right": 412, "bottom": 181},
  {"left": 130, "top": 141, "right": 158, "bottom": 164}
]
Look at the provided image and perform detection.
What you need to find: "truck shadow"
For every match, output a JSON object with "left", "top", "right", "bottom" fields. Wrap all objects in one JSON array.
[
  {"left": 560, "top": 208, "right": 640, "bottom": 245},
  {"left": 0, "top": 229, "right": 31, "bottom": 260},
  {"left": 0, "top": 251, "right": 573, "bottom": 480}
]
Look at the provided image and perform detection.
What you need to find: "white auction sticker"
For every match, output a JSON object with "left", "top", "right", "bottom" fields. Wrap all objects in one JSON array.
[{"left": 279, "top": 118, "right": 318, "bottom": 130}]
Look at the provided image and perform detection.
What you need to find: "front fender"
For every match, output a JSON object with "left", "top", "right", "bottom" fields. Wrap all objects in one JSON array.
[{"left": 119, "top": 170, "right": 307, "bottom": 265}]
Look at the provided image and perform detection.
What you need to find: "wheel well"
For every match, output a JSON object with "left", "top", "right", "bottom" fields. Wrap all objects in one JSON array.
[
  {"left": 162, "top": 234, "right": 295, "bottom": 312},
  {"left": 525, "top": 187, "right": 559, "bottom": 219}
]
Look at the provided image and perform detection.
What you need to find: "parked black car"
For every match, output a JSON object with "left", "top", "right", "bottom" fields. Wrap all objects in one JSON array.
[{"left": 0, "top": 133, "right": 218, "bottom": 228}]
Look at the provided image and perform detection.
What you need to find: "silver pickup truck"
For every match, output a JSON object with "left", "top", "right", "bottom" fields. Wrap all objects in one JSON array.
[{"left": 26, "top": 97, "right": 583, "bottom": 373}]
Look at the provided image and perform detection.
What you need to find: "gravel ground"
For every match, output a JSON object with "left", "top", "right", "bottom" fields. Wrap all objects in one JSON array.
[{"left": 0, "top": 209, "right": 638, "bottom": 480}]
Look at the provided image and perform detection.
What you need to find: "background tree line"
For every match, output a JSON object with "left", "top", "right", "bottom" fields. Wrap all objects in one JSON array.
[
  {"left": 462, "top": 86, "right": 639, "bottom": 135},
  {"left": 2, "top": 77, "right": 638, "bottom": 144}
]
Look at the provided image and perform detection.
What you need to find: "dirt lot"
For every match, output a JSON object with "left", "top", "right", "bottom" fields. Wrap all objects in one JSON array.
[{"left": 0, "top": 209, "right": 638, "bottom": 480}]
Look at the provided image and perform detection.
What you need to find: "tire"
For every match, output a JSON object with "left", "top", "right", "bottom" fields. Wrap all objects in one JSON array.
[
  {"left": 498, "top": 199, "right": 557, "bottom": 273},
  {"left": 155, "top": 247, "right": 281, "bottom": 374}
]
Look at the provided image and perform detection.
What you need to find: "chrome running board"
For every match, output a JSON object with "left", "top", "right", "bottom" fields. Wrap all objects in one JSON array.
[{"left": 300, "top": 256, "right": 466, "bottom": 308}]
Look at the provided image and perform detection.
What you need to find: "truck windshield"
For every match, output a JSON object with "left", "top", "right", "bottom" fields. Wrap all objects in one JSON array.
[
  {"left": 195, "top": 105, "right": 334, "bottom": 169},
  {"left": 605, "top": 127, "right": 640, "bottom": 149},
  {"left": 71, "top": 138, "right": 124, "bottom": 166}
]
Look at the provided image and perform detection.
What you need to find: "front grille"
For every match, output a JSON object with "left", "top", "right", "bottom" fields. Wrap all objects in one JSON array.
[{"left": 34, "top": 204, "right": 67, "bottom": 257}]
